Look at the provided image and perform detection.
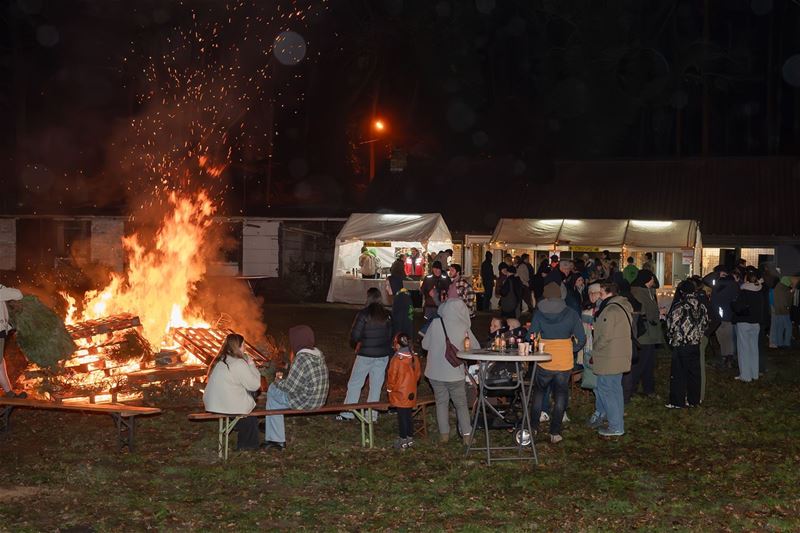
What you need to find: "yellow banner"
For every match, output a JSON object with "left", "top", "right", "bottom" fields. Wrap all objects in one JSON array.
[{"left": 570, "top": 246, "right": 601, "bottom": 253}]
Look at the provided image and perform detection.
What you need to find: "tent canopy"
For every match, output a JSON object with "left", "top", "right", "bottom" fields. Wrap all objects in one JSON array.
[
  {"left": 491, "top": 218, "right": 700, "bottom": 250},
  {"left": 326, "top": 213, "right": 453, "bottom": 303}
]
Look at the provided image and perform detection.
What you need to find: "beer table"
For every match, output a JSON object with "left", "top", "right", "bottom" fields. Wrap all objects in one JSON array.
[{"left": 458, "top": 350, "right": 552, "bottom": 465}]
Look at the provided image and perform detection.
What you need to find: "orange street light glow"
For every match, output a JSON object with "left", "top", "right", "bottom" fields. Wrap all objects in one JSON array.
[{"left": 374, "top": 119, "right": 385, "bottom": 131}]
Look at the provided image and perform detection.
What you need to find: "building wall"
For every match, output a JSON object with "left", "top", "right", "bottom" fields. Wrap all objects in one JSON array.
[
  {"left": 242, "top": 220, "right": 279, "bottom": 277},
  {"left": 0, "top": 219, "right": 15, "bottom": 271},
  {"left": 91, "top": 218, "right": 125, "bottom": 272}
]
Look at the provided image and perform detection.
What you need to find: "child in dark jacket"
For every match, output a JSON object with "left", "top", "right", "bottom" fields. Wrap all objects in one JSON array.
[{"left": 386, "top": 333, "right": 422, "bottom": 449}]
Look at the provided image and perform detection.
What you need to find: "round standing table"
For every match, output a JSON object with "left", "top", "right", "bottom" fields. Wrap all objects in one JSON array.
[{"left": 459, "top": 351, "right": 552, "bottom": 465}]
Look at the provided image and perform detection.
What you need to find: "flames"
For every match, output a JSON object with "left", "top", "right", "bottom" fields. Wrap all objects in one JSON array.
[{"left": 66, "top": 191, "right": 215, "bottom": 346}]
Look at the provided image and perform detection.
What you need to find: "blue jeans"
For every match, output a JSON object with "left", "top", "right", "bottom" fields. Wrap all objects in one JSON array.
[
  {"left": 264, "top": 386, "right": 291, "bottom": 443},
  {"left": 770, "top": 314, "right": 792, "bottom": 347},
  {"left": 595, "top": 374, "right": 624, "bottom": 433},
  {"left": 735, "top": 322, "right": 760, "bottom": 381},
  {"left": 339, "top": 355, "right": 389, "bottom": 419},
  {"left": 531, "top": 369, "right": 570, "bottom": 436}
]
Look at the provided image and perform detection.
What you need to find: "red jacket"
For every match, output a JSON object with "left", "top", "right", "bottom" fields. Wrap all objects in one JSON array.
[{"left": 386, "top": 351, "right": 421, "bottom": 408}]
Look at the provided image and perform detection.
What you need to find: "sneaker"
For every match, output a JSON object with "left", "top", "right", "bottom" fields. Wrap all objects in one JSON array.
[
  {"left": 371, "top": 411, "right": 379, "bottom": 423},
  {"left": 562, "top": 412, "right": 570, "bottom": 423},
  {"left": 335, "top": 413, "right": 354, "bottom": 421},
  {"left": 392, "top": 437, "right": 406, "bottom": 450},
  {"left": 260, "top": 441, "right": 285, "bottom": 451},
  {"left": 539, "top": 412, "right": 550, "bottom": 423},
  {"left": 402, "top": 437, "right": 414, "bottom": 448},
  {"left": 439, "top": 433, "right": 450, "bottom": 443},
  {"left": 598, "top": 427, "right": 624, "bottom": 437},
  {"left": 664, "top": 403, "right": 683, "bottom": 409},
  {"left": 550, "top": 434, "right": 563, "bottom": 444},
  {"left": 463, "top": 434, "right": 473, "bottom": 446},
  {"left": 586, "top": 413, "right": 605, "bottom": 429}
]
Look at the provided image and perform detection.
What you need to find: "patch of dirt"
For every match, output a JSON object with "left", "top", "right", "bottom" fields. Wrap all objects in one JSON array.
[{"left": 0, "top": 485, "right": 45, "bottom": 501}]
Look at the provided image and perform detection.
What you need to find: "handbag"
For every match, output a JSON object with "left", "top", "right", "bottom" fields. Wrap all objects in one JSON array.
[{"left": 439, "top": 317, "right": 464, "bottom": 368}]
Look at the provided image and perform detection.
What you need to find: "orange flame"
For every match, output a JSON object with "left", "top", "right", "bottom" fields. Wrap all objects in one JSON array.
[{"left": 75, "top": 191, "right": 215, "bottom": 345}]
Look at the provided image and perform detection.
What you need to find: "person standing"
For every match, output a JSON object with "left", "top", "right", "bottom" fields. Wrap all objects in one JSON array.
[
  {"left": 421, "top": 298, "right": 479, "bottom": 444},
  {"left": 629, "top": 270, "right": 663, "bottom": 398},
  {"left": 359, "top": 246, "right": 377, "bottom": 279},
  {"left": 665, "top": 281, "right": 709, "bottom": 408},
  {"left": 499, "top": 265, "right": 523, "bottom": 319},
  {"left": 527, "top": 282, "right": 586, "bottom": 443},
  {"left": 480, "top": 251, "right": 495, "bottom": 312},
  {"left": 770, "top": 276, "right": 794, "bottom": 348},
  {"left": 420, "top": 261, "right": 450, "bottom": 320},
  {"left": 447, "top": 264, "right": 476, "bottom": 318},
  {"left": 339, "top": 288, "right": 393, "bottom": 420},
  {"left": 391, "top": 254, "right": 407, "bottom": 281},
  {"left": 703, "top": 266, "right": 740, "bottom": 368},
  {"left": 0, "top": 284, "right": 24, "bottom": 398},
  {"left": 203, "top": 333, "right": 262, "bottom": 451},
  {"left": 518, "top": 253, "right": 535, "bottom": 314},
  {"left": 387, "top": 274, "right": 414, "bottom": 340},
  {"left": 732, "top": 272, "right": 764, "bottom": 382},
  {"left": 386, "top": 333, "right": 422, "bottom": 449},
  {"left": 641, "top": 253, "right": 655, "bottom": 273},
  {"left": 588, "top": 282, "right": 633, "bottom": 437},
  {"left": 264, "top": 325, "right": 330, "bottom": 449},
  {"left": 405, "top": 248, "right": 425, "bottom": 278},
  {"left": 622, "top": 257, "right": 639, "bottom": 284}
]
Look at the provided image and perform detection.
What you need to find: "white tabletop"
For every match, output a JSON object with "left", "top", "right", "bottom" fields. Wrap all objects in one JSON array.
[{"left": 458, "top": 351, "right": 552, "bottom": 362}]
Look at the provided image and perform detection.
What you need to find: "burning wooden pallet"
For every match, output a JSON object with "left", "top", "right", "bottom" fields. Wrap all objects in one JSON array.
[
  {"left": 66, "top": 314, "right": 142, "bottom": 340},
  {"left": 169, "top": 327, "right": 271, "bottom": 366}
]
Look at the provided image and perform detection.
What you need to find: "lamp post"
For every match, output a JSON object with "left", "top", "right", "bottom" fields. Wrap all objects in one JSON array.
[{"left": 362, "top": 119, "right": 386, "bottom": 182}]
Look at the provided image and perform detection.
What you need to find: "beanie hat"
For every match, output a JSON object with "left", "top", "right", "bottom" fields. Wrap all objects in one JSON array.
[{"left": 543, "top": 282, "right": 561, "bottom": 300}]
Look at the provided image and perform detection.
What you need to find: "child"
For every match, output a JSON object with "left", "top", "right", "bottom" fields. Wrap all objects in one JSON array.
[{"left": 386, "top": 333, "right": 422, "bottom": 449}]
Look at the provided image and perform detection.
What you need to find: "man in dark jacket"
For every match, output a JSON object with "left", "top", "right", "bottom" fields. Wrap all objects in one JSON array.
[
  {"left": 527, "top": 282, "right": 586, "bottom": 443},
  {"left": 390, "top": 254, "right": 407, "bottom": 281},
  {"left": 388, "top": 274, "right": 413, "bottom": 340},
  {"left": 703, "top": 266, "right": 740, "bottom": 368},
  {"left": 420, "top": 261, "right": 450, "bottom": 319},
  {"left": 480, "top": 251, "right": 495, "bottom": 312},
  {"left": 499, "top": 265, "right": 523, "bottom": 318}
]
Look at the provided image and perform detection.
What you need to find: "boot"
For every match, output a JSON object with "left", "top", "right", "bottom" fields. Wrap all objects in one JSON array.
[{"left": 438, "top": 433, "right": 449, "bottom": 443}]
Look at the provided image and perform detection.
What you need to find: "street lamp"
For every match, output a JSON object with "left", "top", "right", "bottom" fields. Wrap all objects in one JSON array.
[{"left": 362, "top": 118, "right": 387, "bottom": 182}]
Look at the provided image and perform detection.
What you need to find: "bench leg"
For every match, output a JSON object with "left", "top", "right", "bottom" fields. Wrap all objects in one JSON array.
[
  {"left": 0, "top": 406, "right": 12, "bottom": 434},
  {"left": 351, "top": 408, "right": 374, "bottom": 448},
  {"left": 111, "top": 414, "right": 137, "bottom": 452},
  {"left": 413, "top": 404, "right": 428, "bottom": 439},
  {"left": 218, "top": 416, "right": 241, "bottom": 461}
]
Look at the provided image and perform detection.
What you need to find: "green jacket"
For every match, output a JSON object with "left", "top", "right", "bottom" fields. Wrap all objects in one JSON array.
[
  {"left": 631, "top": 286, "right": 664, "bottom": 345},
  {"left": 623, "top": 264, "right": 639, "bottom": 284},
  {"left": 593, "top": 296, "right": 634, "bottom": 375}
]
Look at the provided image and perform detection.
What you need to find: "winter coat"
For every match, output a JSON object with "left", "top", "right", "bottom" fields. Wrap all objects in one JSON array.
[
  {"left": 359, "top": 253, "right": 377, "bottom": 276},
  {"left": 480, "top": 259, "right": 495, "bottom": 292},
  {"left": 422, "top": 299, "right": 479, "bottom": 383},
  {"left": 630, "top": 286, "right": 664, "bottom": 345},
  {"left": 499, "top": 275, "right": 523, "bottom": 314},
  {"left": 704, "top": 273, "right": 740, "bottom": 322},
  {"left": 391, "top": 289, "right": 414, "bottom": 339},
  {"left": 592, "top": 296, "right": 634, "bottom": 375},
  {"left": 386, "top": 349, "right": 422, "bottom": 408},
  {"left": 732, "top": 283, "right": 765, "bottom": 325},
  {"left": 528, "top": 299, "right": 587, "bottom": 371},
  {"left": 623, "top": 264, "right": 639, "bottom": 283},
  {"left": 666, "top": 294, "right": 709, "bottom": 347},
  {"left": 773, "top": 282, "right": 792, "bottom": 315},
  {"left": 0, "top": 285, "right": 23, "bottom": 337},
  {"left": 390, "top": 259, "right": 406, "bottom": 281},
  {"left": 203, "top": 356, "right": 262, "bottom": 414},
  {"left": 349, "top": 306, "right": 393, "bottom": 358}
]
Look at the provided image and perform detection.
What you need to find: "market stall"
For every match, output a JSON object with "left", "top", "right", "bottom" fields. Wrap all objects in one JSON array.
[
  {"left": 326, "top": 213, "right": 453, "bottom": 304},
  {"left": 490, "top": 218, "right": 702, "bottom": 288}
]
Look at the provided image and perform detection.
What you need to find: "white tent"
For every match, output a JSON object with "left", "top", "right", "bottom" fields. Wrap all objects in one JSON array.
[
  {"left": 491, "top": 218, "right": 700, "bottom": 250},
  {"left": 326, "top": 213, "right": 453, "bottom": 304}
]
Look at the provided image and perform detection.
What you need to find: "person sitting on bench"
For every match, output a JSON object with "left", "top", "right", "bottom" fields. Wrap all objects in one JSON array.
[
  {"left": 0, "top": 284, "right": 25, "bottom": 399},
  {"left": 263, "top": 325, "right": 329, "bottom": 451},
  {"left": 203, "top": 333, "right": 262, "bottom": 451}
]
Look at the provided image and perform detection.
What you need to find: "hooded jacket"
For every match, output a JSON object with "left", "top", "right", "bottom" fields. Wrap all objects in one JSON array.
[
  {"left": 422, "top": 299, "right": 479, "bottom": 383},
  {"left": 773, "top": 279, "right": 793, "bottom": 316},
  {"left": 703, "top": 272, "right": 740, "bottom": 322},
  {"left": 592, "top": 295, "right": 634, "bottom": 375},
  {"left": 0, "top": 285, "right": 23, "bottom": 337},
  {"left": 732, "top": 282, "right": 765, "bottom": 324},
  {"left": 386, "top": 348, "right": 422, "bottom": 408},
  {"left": 528, "top": 299, "right": 586, "bottom": 351}
]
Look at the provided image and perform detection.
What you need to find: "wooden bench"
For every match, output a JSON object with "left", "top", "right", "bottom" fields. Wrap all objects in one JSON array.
[
  {"left": 189, "top": 397, "right": 435, "bottom": 460},
  {"left": 0, "top": 397, "right": 162, "bottom": 452}
]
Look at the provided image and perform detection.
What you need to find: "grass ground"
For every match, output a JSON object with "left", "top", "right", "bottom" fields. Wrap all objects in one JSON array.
[{"left": 1, "top": 304, "right": 799, "bottom": 531}]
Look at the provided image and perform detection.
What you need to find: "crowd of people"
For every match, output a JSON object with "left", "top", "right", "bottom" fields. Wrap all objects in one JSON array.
[{"left": 202, "top": 250, "right": 795, "bottom": 451}]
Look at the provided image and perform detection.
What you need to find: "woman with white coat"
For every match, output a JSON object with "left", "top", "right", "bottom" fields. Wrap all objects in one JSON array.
[{"left": 422, "top": 296, "right": 479, "bottom": 445}]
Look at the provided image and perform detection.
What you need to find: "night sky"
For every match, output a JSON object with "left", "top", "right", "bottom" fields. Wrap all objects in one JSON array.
[{"left": 3, "top": 0, "right": 800, "bottom": 221}]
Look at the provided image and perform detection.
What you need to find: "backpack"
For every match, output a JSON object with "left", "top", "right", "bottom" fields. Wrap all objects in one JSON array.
[{"left": 666, "top": 296, "right": 709, "bottom": 347}]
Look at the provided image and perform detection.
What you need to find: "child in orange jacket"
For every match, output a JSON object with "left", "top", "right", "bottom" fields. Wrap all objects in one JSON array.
[{"left": 386, "top": 333, "right": 422, "bottom": 449}]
